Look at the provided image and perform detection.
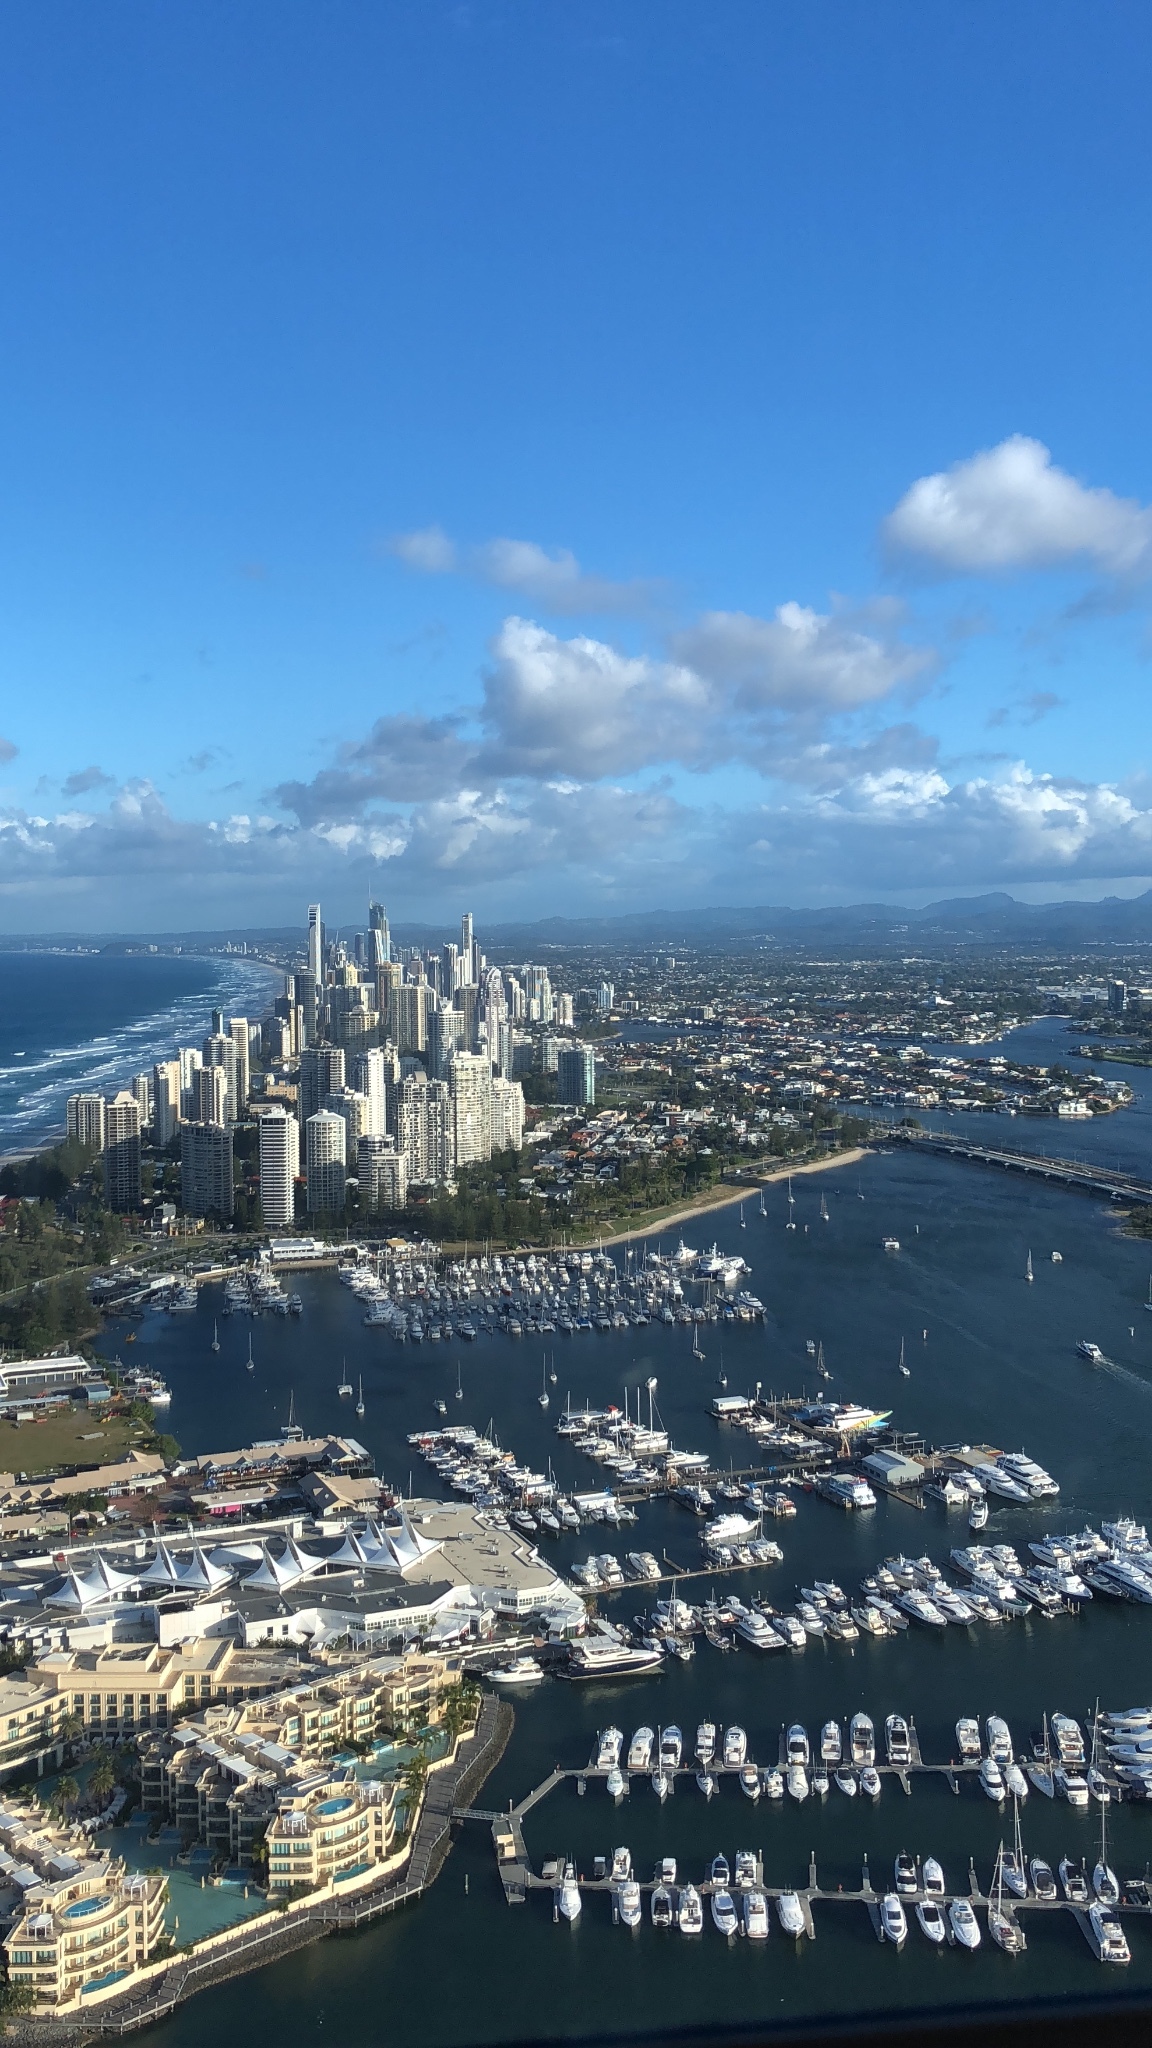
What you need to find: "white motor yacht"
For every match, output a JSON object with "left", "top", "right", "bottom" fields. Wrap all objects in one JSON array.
[
  {"left": 723, "top": 1725, "right": 747, "bottom": 1767},
  {"left": 558, "top": 1864, "right": 582, "bottom": 1921},
  {"left": 880, "top": 1894, "right": 907, "bottom": 1947},
  {"left": 610, "top": 1846, "right": 632, "bottom": 1884},
  {"left": 695, "top": 1721, "right": 717, "bottom": 1763},
  {"left": 651, "top": 1769, "right": 670, "bottom": 1802},
  {"left": 1090, "top": 1904, "right": 1131, "bottom": 1963},
  {"left": 734, "top": 1851, "right": 757, "bottom": 1890},
  {"left": 916, "top": 1898, "right": 947, "bottom": 1944},
  {"left": 489, "top": 1656, "right": 544, "bottom": 1686},
  {"left": 677, "top": 1884, "right": 704, "bottom": 1934},
  {"left": 617, "top": 1879, "right": 642, "bottom": 1928},
  {"left": 860, "top": 1766, "right": 881, "bottom": 1799},
  {"left": 1030, "top": 1858, "right": 1057, "bottom": 1900},
  {"left": 986, "top": 1716, "right": 1014, "bottom": 1763},
  {"left": 820, "top": 1720, "right": 842, "bottom": 1765},
  {"left": 1060, "top": 1856, "right": 1089, "bottom": 1902},
  {"left": 1005, "top": 1763, "right": 1029, "bottom": 1803},
  {"left": 979, "top": 1758, "right": 1006, "bottom": 1802},
  {"left": 711, "top": 1889, "right": 739, "bottom": 1937},
  {"left": 659, "top": 1726, "right": 683, "bottom": 1771},
  {"left": 834, "top": 1767, "right": 858, "bottom": 1797},
  {"left": 777, "top": 1891, "right": 806, "bottom": 1937},
  {"left": 606, "top": 1768, "right": 626, "bottom": 1800},
  {"left": 885, "top": 1715, "right": 912, "bottom": 1765},
  {"left": 651, "top": 1883, "right": 674, "bottom": 1928},
  {"left": 949, "top": 1898, "right": 981, "bottom": 1949},
  {"left": 739, "top": 1763, "right": 762, "bottom": 1801},
  {"left": 786, "top": 1765, "right": 810, "bottom": 1802},
  {"left": 738, "top": 1610, "right": 784, "bottom": 1649},
  {"left": 761, "top": 1767, "right": 784, "bottom": 1800},
  {"left": 787, "top": 1724, "right": 810, "bottom": 1769},
  {"left": 850, "top": 1714, "right": 876, "bottom": 1766},
  {"left": 955, "top": 1718, "right": 981, "bottom": 1761},
  {"left": 696, "top": 1769, "right": 716, "bottom": 1798},
  {"left": 894, "top": 1852, "right": 918, "bottom": 1895},
  {"left": 597, "top": 1727, "right": 624, "bottom": 1770},
  {"left": 628, "top": 1726, "right": 654, "bottom": 1772},
  {"left": 1056, "top": 1767, "right": 1090, "bottom": 1805},
  {"left": 922, "top": 1857, "right": 945, "bottom": 1896},
  {"left": 743, "top": 1890, "right": 770, "bottom": 1940}
]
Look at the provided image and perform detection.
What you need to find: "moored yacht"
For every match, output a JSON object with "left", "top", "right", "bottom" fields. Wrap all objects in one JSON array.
[
  {"left": 777, "top": 1891, "right": 805, "bottom": 1937},
  {"left": 743, "top": 1890, "right": 770, "bottom": 1940},
  {"left": 880, "top": 1893, "right": 907, "bottom": 1947},
  {"left": 677, "top": 1884, "right": 704, "bottom": 1934},
  {"left": 617, "top": 1878, "right": 642, "bottom": 1928},
  {"left": 723, "top": 1724, "right": 748, "bottom": 1767},
  {"left": 557, "top": 1863, "right": 582, "bottom": 1921},
  {"left": 820, "top": 1720, "right": 842, "bottom": 1765},
  {"left": 948, "top": 1897, "right": 981, "bottom": 1949},
  {"left": 628, "top": 1726, "right": 654, "bottom": 1771}
]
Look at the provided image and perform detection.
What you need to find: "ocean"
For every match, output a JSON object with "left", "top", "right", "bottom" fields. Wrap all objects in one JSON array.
[
  {"left": 90, "top": 1017, "right": 1152, "bottom": 2048},
  {"left": 0, "top": 952, "right": 281, "bottom": 1155}
]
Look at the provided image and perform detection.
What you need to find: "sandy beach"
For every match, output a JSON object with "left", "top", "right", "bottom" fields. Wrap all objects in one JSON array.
[{"left": 599, "top": 1144, "right": 870, "bottom": 1250}]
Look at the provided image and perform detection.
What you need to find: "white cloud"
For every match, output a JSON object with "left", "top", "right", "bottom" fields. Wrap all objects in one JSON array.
[
  {"left": 389, "top": 527, "right": 655, "bottom": 612},
  {"left": 884, "top": 435, "right": 1152, "bottom": 577},
  {"left": 670, "top": 602, "right": 935, "bottom": 710},
  {"left": 477, "top": 616, "right": 713, "bottom": 778},
  {"left": 389, "top": 525, "right": 459, "bottom": 573}
]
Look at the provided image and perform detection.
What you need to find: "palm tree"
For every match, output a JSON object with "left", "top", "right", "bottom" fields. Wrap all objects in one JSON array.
[
  {"left": 88, "top": 1752, "right": 116, "bottom": 1803},
  {"left": 49, "top": 1775, "right": 79, "bottom": 1820}
]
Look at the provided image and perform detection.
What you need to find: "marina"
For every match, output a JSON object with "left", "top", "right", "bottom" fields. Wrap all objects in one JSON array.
[{"left": 94, "top": 1027, "right": 1152, "bottom": 2047}]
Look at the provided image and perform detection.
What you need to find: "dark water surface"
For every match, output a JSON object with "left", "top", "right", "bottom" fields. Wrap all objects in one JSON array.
[{"left": 114, "top": 1022, "right": 1152, "bottom": 2045}]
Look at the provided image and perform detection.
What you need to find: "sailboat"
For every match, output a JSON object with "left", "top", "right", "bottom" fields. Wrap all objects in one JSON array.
[
  {"left": 989, "top": 1840, "right": 1027, "bottom": 1955},
  {"left": 549, "top": 1354, "right": 558, "bottom": 1385},
  {"left": 897, "top": 1337, "right": 910, "bottom": 1378},
  {"left": 785, "top": 1178, "right": 796, "bottom": 1230},
  {"left": 538, "top": 1356, "right": 550, "bottom": 1409},
  {"left": 355, "top": 1375, "right": 365, "bottom": 1419},
  {"left": 1026, "top": 1713, "right": 1055, "bottom": 1798},
  {"left": 245, "top": 1334, "right": 255, "bottom": 1373},
  {"left": 1025, "top": 1250, "right": 1034, "bottom": 1284},
  {"left": 1144, "top": 1274, "right": 1152, "bottom": 1315},
  {"left": 739, "top": 1202, "right": 746, "bottom": 1229},
  {"left": 1094, "top": 1788, "right": 1119, "bottom": 1904},
  {"left": 338, "top": 1361, "right": 353, "bottom": 1398},
  {"left": 820, "top": 1193, "right": 829, "bottom": 1223},
  {"left": 456, "top": 1364, "right": 463, "bottom": 1402},
  {"left": 759, "top": 1190, "right": 767, "bottom": 1218},
  {"left": 1087, "top": 1700, "right": 1111, "bottom": 1805},
  {"left": 691, "top": 1324, "right": 706, "bottom": 1361},
  {"left": 210, "top": 1319, "right": 220, "bottom": 1354},
  {"left": 816, "top": 1341, "right": 831, "bottom": 1381}
]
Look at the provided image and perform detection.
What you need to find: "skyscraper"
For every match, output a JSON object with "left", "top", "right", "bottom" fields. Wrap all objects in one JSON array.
[
  {"left": 556, "top": 1043, "right": 596, "bottom": 1106},
  {"left": 491, "top": 1077, "right": 526, "bottom": 1151},
  {"left": 259, "top": 1106, "right": 299, "bottom": 1228},
  {"left": 395, "top": 1071, "right": 454, "bottom": 1184},
  {"left": 180, "top": 1122, "right": 234, "bottom": 1219},
  {"left": 104, "top": 1092, "right": 142, "bottom": 1212},
  {"left": 429, "top": 1001, "right": 466, "bottom": 1080},
  {"left": 298, "top": 1045, "right": 345, "bottom": 1125},
  {"left": 305, "top": 1110, "right": 347, "bottom": 1214},
  {"left": 350, "top": 1047, "right": 388, "bottom": 1134},
  {"left": 324, "top": 1086, "right": 372, "bottom": 1167},
  {"left": 152, "top": 1060, "right": 182, "bottom": 1147},
  {"left": 66, "top": 1093, "right": 106, "bottom": 1150},
  {"left": 194, "top": 1063, "right": 228, "bottom": 1127},
  {"left": 305, "top": 902, "right": 323, "bottom": 1044},
  {"left": 368, "top": 900, "right": 391, "bottom": 965},
  {"left": 228, "top": 1018, "right": 250, "bottom": 1111},
  {"left": 448, "top": 1050, "right": 493, "bottom": 1166},
  {"left": 202, "top": 1033, "right": 238, "bottom": 1121},
  {"left": 130, "top": 1073, "right": 152, "bottom": 1126},
  {"left": 357, "top": 1134, "right": 408, "bottom": 1211},
  {"left": 178, "top": 1046, "right": 203, "bottom": 1118}
]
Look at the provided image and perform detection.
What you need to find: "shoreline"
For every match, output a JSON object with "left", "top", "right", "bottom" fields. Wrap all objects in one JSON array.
[{"left": 597, "top": 1145, "right": 870, "bottom": 1250}]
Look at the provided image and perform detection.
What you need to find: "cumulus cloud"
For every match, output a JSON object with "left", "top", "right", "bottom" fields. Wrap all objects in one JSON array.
[
  {"left": 476, "top": 617, "right": 712, "bottom": 779},
  {"left": 388, "top": 527, "right": 655, "bottom": 612},
  {"left": 61, "top": 765, "right": 115, "bottom": 797},
  {"left": 884, "top": 436, "right": 1152, "bottom": 578},
  {"left": 671, "top": 602, "right": 935, "bottom": 712},
  {"left": 275, "top": 714, "right": 473, "bottom": 825}
]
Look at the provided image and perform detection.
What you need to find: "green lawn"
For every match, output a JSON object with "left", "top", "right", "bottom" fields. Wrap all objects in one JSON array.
[{"left": 0, "top": 1405, "right": 144, "bottom": 1476}]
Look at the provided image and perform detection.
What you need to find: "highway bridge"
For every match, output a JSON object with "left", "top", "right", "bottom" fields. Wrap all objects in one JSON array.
[{"left": 879, "top": 1126, "right": 1152, "bottom": 1206}]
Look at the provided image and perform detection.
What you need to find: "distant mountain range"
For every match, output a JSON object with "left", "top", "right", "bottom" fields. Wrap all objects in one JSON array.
[{"left": 5, "top": 889, "right": 1152, "bottom": 953}]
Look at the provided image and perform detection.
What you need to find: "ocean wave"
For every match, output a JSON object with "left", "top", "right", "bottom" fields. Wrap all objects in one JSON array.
[{"left": 0, "top": 959, "right": 280, "bottom": 1149}]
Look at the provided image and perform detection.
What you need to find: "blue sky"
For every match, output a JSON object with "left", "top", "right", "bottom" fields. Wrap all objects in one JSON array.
[{"left": 2, "top": 0, "right": 1152, "bottom": 930}]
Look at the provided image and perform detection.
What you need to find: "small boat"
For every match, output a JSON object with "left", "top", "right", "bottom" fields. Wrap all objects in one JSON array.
[
  {"left": 651, "top": 1884, "right": 674, "bottom": 1928},
  {"left": 969, "top": 1497, "right": 989, "bottom": 1532},
  {"left": 696, "top": 1769, "right": 716, "bottom": 1799},
  {"left": 1078, "top": 1340, "right": 1105, "bottom": 1363},
  {"left": 739, "top": 1764, "right": 761, "bottom": 1801},
  {"left": 922, "top": 1857, "right": 946, "bottom": 1896},
  {"left": 880, "top": 1894, "right": 907, "bottom": 1948},
  {"left": 916, "top": 1898, "right": 947, "bottom": 1945},
  {"left": 776, "top": 1891, "right": 805, "bottom": 1938},
  {"left": 1030, "top": 1858, "right": 1057, "bottom": 1901},
  {"left": 834, "top": 1768, "right": 857, "bottom": 1798},
  {"left": 860, "top": 1766, "right": 881, "bottom": 1800},
  {"left": 948, "top": 1898, "right": 981, "bottom": 1949}
]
